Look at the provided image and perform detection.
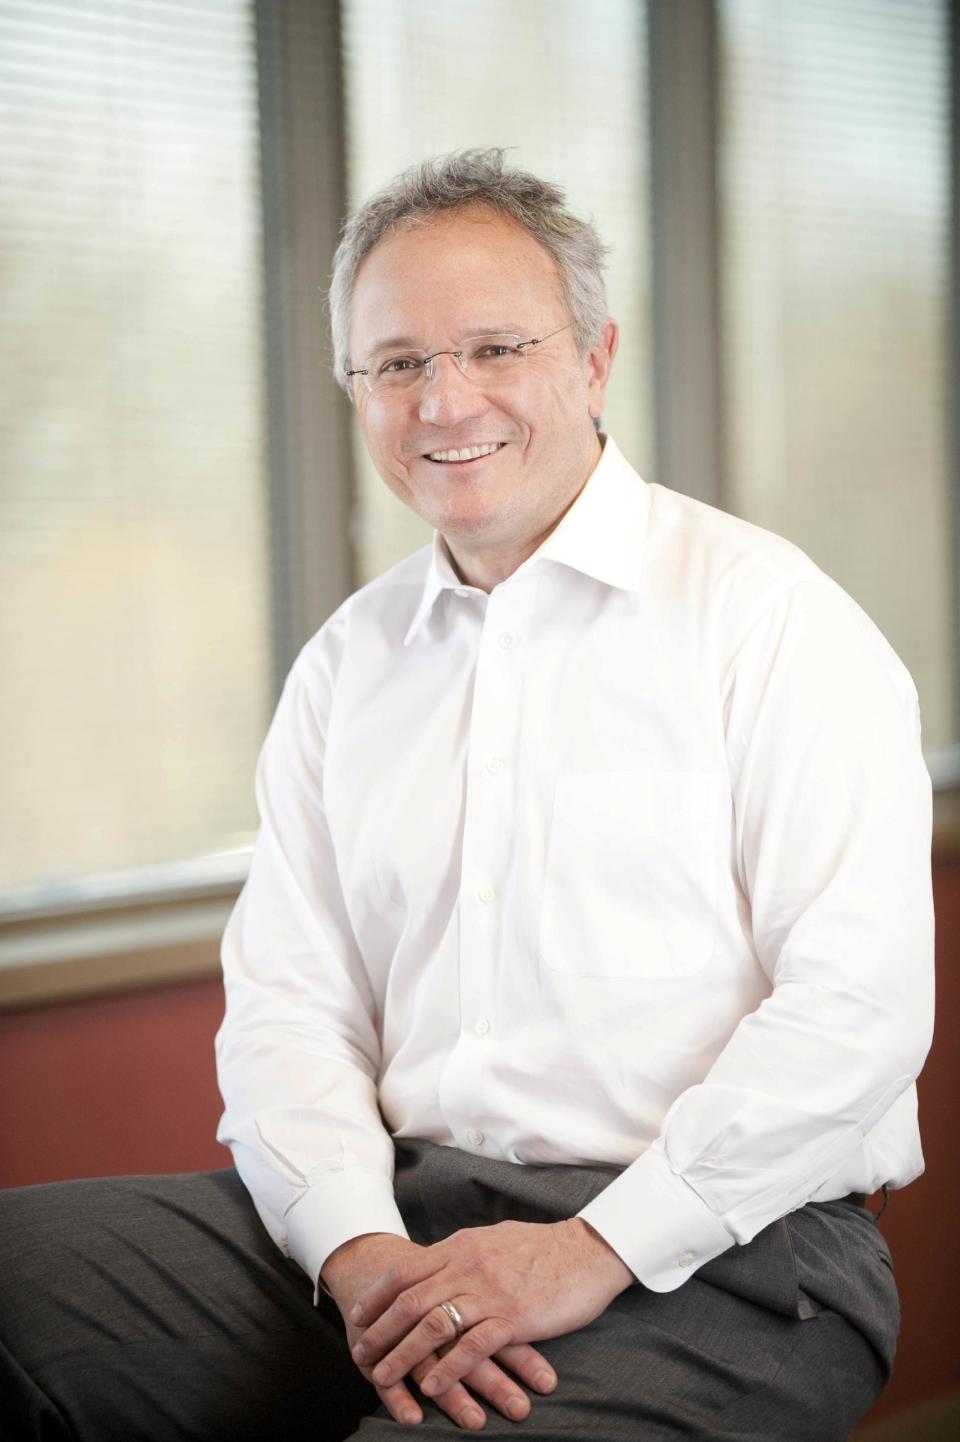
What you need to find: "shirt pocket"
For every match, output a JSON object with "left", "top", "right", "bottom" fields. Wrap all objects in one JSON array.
[{"left": 540, "top": 770, "right": 721, "bottom": 980}]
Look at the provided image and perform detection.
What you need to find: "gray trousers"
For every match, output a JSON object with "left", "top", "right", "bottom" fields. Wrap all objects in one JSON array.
[{"left": 0, "top": 1140, "right": 898, "bottom": 1441}]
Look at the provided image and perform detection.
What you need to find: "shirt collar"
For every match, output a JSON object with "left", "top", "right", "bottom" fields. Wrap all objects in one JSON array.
[
  {"left": 403, "top": 435, "right": 649, "bottom": 645},
  {"left": 402, "top": 532, "right": 466, "bottom": 645},
  {"left": 533, "top": 434, "right": 649, "bottom": 593}
]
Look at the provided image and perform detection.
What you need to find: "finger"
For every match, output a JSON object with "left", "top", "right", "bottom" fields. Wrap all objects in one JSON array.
[
  {"left": 410, "top": 1360, "right": 487, "bottom": 1432},
  {"left": 351, "top": 1250, "right": 445, "bottom": 1328},
  {"left": 368, "top": 1299, "right": 471, "bottom": 1387},
  {"left": 416, "top": 1317, "right": 515, "bottom": 1399},
  {"left": 354, "top": 1282, "right": 451, "bottom": 1367},
  {"left": 495, "top": 1342, "right": 558, "bottom": 1394},
  {"left": 461, "top": 1356, "right": 535, "bottom": 1422},
  {"left": 375, "top": 1376, "right": 424, "bottom": 1427}
]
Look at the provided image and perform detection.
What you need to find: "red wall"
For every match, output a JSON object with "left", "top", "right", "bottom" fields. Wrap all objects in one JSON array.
[
  {"left": 0, "top": 976, "right": 230, "bottom": 1183},
  {"left": 2, "top": 864, "right": 958, "bottom": 1423},
  {"left": 874, "top": 860, "right": 960, "bottom": 1418}
]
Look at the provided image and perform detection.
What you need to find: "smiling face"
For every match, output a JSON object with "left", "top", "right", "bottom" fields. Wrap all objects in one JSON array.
[{"left": 348, "top": 206, "right": 617, "bottom": 590}]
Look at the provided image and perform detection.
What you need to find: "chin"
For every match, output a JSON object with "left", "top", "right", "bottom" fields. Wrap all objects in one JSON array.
[{"left": 436, "top": 505, "right": 507, "bottom": 541}]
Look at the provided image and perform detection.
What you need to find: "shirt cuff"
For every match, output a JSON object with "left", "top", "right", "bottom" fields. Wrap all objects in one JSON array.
[
  {"left": 577, "top": 1142, "right": 734, "bottom": 1292},
  {"left": 285, "top": 1168, "right": 410, "bottom": 1301}
]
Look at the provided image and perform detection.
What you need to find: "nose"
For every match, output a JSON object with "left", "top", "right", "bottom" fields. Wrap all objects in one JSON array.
[{"left": 417, "top": 353, "right": 488, "bottom": 426}]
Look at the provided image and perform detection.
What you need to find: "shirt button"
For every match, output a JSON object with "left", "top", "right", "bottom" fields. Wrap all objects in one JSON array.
[
  {"left": 473, "top": 1017, "right": 491, "bottom": 1036},
  {"left": 498, "top": 632, "right": 515, "bottom": 649},
  {"left": 677, "top": 1251, "right": 695, "bottom": 1269},
  {"left": 466, "top": 1128, "right": 485, "bottom": 1147},
  {"left": 485, "top": 756, "right": 503, "bottom": 775},
  {"left": 454, "top": 588, "right": 470, "bottom": 598},
  {"left": 478, "top": 885, "right": 495, "bottom": 904}
]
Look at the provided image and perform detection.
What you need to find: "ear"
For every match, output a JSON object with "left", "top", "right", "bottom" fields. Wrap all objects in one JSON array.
[{"left": 586, "top": 319, "right": 619, "bottom": 419}]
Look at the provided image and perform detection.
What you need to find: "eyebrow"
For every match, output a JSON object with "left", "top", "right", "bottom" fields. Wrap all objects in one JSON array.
[
  {"left": 363, "top": 325, "right": 528, "bottom": 353},
  {"left": 365, "top": 335, "right": 421, "bottom": 353}
]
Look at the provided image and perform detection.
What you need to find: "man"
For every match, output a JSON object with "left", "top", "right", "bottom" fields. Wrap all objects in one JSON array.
[{"left": 0, "top": 150, "right": 934, "bottom": 1441}]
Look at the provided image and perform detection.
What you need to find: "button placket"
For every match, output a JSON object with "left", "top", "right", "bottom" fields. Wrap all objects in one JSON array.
[
  {"left": 441, "top": 581, "right": 534, "bottom": 1152},
  {"left": 461, "top": 593, "right": 524, "bottom": 943}
]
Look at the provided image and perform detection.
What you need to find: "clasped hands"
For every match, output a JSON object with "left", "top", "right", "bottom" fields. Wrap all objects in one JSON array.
[{"left": 323, "top": 1218, "right": 634, "bottom": 1430}]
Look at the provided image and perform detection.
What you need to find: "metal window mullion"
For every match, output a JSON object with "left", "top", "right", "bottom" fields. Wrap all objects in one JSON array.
[
  {"left": 256, "top": 0, "right": 354, "bottom": 693},
  {"left": 945, "top": 0, "right": 951, "bottom": 761},
  {"left": 648, "top": 0, "right": 723, "bottom": 507}
]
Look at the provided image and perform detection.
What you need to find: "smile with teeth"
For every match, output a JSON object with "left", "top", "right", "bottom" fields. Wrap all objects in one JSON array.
[{"left": 426, "top": 442, "right": 506, "bottom": 463}]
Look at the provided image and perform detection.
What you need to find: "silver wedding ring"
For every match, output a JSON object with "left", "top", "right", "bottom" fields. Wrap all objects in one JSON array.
[{"left": 439, "top": 1299, "right": 466, "bottom": 1336}]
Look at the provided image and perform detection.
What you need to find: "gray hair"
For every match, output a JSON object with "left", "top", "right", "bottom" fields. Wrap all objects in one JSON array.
[{"left": 329, "top": 148, "right": 609, "bottom": 392}]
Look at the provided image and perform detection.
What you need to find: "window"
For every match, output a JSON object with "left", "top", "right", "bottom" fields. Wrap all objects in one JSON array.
[
  {"left": 0, "top": 0, "right": 271, "bottom": 897},
  {"left": 2, "top": 0, "right": 955, "bottom": 999},
  {"left": 718, "top": 0, "right": 955, "bottom": 754}
]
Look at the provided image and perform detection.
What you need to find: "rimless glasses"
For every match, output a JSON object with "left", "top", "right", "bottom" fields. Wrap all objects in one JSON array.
[{"left": 346, "top": 323, "right": 573, "bottom": 397}]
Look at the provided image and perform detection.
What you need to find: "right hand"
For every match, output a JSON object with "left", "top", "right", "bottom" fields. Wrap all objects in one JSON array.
[{"left": 321, "top": 1232, "right": 557, "bottom": 1430}]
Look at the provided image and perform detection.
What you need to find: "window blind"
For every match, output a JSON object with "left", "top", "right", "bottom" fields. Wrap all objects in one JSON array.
[
  {"left": 0, "top": 0, "right": 271, "bottom": 894},
  {"left": 719, "top": 0, "right": 954, "bottom": 751}
]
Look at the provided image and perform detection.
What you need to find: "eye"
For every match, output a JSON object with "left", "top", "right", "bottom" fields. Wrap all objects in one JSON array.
[
  {"left": 378, "top": 355, "right": 423, "bottom": 375},
  {"left": 473, "top": 342, "right": 521, "bottom": 361}
]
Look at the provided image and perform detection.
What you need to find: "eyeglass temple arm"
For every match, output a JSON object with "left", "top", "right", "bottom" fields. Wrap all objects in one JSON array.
[{"left": 517, "top": 322, "right": 572, "bottom": 352}]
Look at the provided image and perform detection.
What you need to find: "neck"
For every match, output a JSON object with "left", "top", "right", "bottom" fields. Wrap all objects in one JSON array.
[{"left": 445, "top": 536, "right": 547, "bottom": 593}]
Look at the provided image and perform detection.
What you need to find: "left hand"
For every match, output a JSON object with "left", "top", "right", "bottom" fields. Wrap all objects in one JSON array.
[{"left": 349, "top": 1217, "right": 635, "bottom": 1401}]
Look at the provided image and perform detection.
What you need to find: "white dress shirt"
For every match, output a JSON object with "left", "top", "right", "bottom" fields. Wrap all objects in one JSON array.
[{"left": 216, "top": 436, "right": 934, "bottom": 1295}]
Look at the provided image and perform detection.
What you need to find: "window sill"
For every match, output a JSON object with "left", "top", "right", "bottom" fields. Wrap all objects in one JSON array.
[
  {"left": 0, "top": 927, "right": 227, "bottom": 1010},
  {"left": 0, "top": 855, "right": 246, "bottom": 1011},
  {"left": 933, "top": 785, "right": 960, "bottom": 865}
]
